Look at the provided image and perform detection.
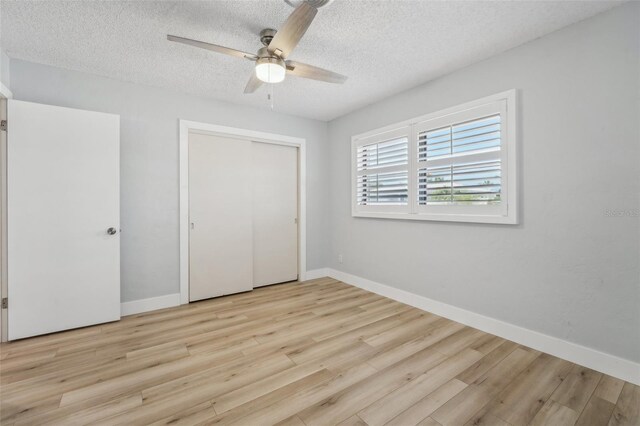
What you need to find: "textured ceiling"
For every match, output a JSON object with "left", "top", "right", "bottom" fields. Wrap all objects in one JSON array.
[{"left": 0, "top": 0, "right": 623, "bottom": 121}]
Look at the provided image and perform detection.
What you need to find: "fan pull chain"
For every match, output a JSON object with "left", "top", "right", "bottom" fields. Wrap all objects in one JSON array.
[{"left": 268, "top": 84, "right": 275, "bottom": 110}]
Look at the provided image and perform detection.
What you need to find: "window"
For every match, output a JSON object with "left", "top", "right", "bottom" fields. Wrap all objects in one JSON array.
[
  {"left": 352, "top": 90, "right": 517, "bottom": 224},
  {"left": 355, "top": 127, "right": 410, "bottom": 212}
]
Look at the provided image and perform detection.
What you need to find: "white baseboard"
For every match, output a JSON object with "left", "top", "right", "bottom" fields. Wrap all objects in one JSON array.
[
  {"left": 323, "top": 268, "right": 640, "bottom": 386},
  {"left": 121, "top": 293, "right": 181, "bottom": 316},
  {"left": 120, "top": 272, "right": 330, "bottom": 316},
  {"left": 305, "top": 268, "right": 329, "bottom": 280}
]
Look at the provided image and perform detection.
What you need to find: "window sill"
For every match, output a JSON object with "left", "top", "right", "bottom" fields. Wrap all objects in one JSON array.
[{"left": 351, "top": 210, "right": 518, "bottom": 225}]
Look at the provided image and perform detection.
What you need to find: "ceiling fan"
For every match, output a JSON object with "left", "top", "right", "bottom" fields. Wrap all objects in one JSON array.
[{"left": 167, "top": 0, "right": 347, "bottom": 94}]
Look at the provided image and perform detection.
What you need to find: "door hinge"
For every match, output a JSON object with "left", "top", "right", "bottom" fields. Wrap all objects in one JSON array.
[
  {"left": 0, "top": 120, "right": 6, "bottom": 131},
  {"left": 1, "top": 298, "right": 7, "bottom": 309}
]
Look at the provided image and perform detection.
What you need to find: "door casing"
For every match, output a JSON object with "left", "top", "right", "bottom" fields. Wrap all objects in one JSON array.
[{"left": 0, "top": 82, "right": 11, "bottom": 342}]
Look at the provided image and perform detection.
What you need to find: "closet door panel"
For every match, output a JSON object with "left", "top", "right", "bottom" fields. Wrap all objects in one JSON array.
[
  {"left": 189, "top": 133, "right": 253, "bottom": 301},
  {"left": 252, "top": 142, "right": 298, "bottom": 287}
]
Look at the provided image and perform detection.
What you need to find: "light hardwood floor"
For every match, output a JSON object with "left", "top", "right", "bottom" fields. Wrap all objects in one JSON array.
[{"left": 0, "top": 278, "right": 638, "bottom": 425}]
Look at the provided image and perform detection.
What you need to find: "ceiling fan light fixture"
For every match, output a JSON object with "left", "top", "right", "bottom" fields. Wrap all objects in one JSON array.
[
  {"left": 167, "top": 0, "right": 347, "bottom": 94},
  {"left": 255, "top": 57, "right": 286, "bottom": 83}
]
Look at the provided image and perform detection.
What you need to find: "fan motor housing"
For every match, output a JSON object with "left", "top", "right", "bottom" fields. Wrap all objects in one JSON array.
[
  {"left": 285, "top": 0, "right": 333, "bottom": 8},
  {"left": 259, "top": 29, "right": 277, "bottom": 47},
  {"left": 256, "top": 55, "right": 285, "bottom": 69},
  {"left": 256, "top": 47, "right": 280, "bottom": 60}
]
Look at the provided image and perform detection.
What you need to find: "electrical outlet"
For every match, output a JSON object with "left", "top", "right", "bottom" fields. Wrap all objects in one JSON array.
[{"left": 338, "top": 254, "right": 343, "bottom": 264}]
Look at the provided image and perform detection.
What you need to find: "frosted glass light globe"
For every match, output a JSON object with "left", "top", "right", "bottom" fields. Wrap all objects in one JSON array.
[{"left": 255, "top": 58, "right": 286, "bottom": 83}]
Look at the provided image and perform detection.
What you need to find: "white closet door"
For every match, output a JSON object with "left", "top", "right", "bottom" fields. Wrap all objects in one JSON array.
[
  {"left": 252, "top": 142, "right": 298, "bottom": 287},
  {"left": 189, "top": 133, "right": 253, "bottom": 301},
  {"left": 7, "top": 100, "right": 120, "bottom": 340}
]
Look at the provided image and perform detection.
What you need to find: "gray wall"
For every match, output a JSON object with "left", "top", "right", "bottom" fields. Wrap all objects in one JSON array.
[
  {"left": 9, "top": 60, "right": 329, "bottom": 302},
  {"left": 327, "top": 3, "right": 640, "bottom": 363},
  {"left": 0, "top": 48, "right": 9, "bottom": 90}
]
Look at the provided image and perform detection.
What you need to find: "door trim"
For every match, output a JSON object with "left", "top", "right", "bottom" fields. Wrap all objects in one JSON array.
[
  {"left": 0, "top": 84, "right": 11, "bottom": 342},
  {"left": 178, "top": 120, "right": 307, "bottom": 305}
]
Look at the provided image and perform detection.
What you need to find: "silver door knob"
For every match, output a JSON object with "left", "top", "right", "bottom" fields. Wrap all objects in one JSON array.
[{"left": 107, "top": 227, "right": 117, "bottom": 235}]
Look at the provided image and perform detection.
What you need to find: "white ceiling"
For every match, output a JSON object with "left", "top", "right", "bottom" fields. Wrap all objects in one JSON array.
[{"left": 0, "top": 0, "right": 622, "bottom": 121}]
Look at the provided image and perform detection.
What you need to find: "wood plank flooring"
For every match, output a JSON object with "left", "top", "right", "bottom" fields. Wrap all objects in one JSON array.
[{"left": 0, "top": 278, "right": 638, "bottom": 425}]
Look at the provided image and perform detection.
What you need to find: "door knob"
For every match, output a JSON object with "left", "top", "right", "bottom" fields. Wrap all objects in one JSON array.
[{"left": 107, "top": 227, "right": 118, "bottom": 235}]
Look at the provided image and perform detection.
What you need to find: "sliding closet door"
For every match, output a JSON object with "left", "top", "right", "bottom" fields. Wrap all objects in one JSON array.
[
  {"left": 252, "top": 142, "right": 298, "bottom": 287},
  {"left": 189, "top": 133, "right": 253, "bottom": 301}
]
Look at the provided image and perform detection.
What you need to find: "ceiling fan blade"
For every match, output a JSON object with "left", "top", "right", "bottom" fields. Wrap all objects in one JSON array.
[
  {"left": 285, "top": 60, "right": 347, "bottom": 84},
  {"left": 267, "top": 2, "right": 317, "bottom": 59},
  {"left": 244, "top": 71, "right": 263, "bottom": 94},
  {"left": 167, "top": 35, "right": 257, "bottom": 60}
]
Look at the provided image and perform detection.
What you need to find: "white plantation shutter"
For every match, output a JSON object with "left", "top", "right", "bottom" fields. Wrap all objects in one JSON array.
[
  {"left": 417, "top": 114, "right": 502, "bottom": 206},
  {"left": 417, "top": 114, "right": 501, "bottom": 161},
  {"left": 418, "top": 160, "right": 502, "bottom": 205},
  {"left": 357, "top": 137, "right": 408, "bottom": 170},
  {"left": 356, "top": 171, "right": 408, "bottom": 206},
  {"left": 353, "top": 127, "right": 410, "bottom": 211},
  {"left": 352, "top": 91, "right": 516, "bottom": 224}
]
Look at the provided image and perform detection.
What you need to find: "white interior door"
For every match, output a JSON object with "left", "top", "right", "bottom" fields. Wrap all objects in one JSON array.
[
  {"left": 7, "top": 100, "right": 120, "bottom": 340},
  {"left": 189, "top": 133, "right": 253, "bottom": 301},
  {"left": 252, "top": 142, "right": 298, "bottom": 287}
]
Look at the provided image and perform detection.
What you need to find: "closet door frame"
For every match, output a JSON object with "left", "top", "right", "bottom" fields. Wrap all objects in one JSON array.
[{"left": 178, "top": 120, "right": 306, "bottom": 305}]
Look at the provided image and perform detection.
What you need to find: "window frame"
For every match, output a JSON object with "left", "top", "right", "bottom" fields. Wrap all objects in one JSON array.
[{"left": 351, "top": 90, "right": 518, "bottom": 224}]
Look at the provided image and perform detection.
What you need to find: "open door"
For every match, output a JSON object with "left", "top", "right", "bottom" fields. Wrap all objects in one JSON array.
[{"left": 7, "top": 100, "right": 120, "bottom": 340}]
